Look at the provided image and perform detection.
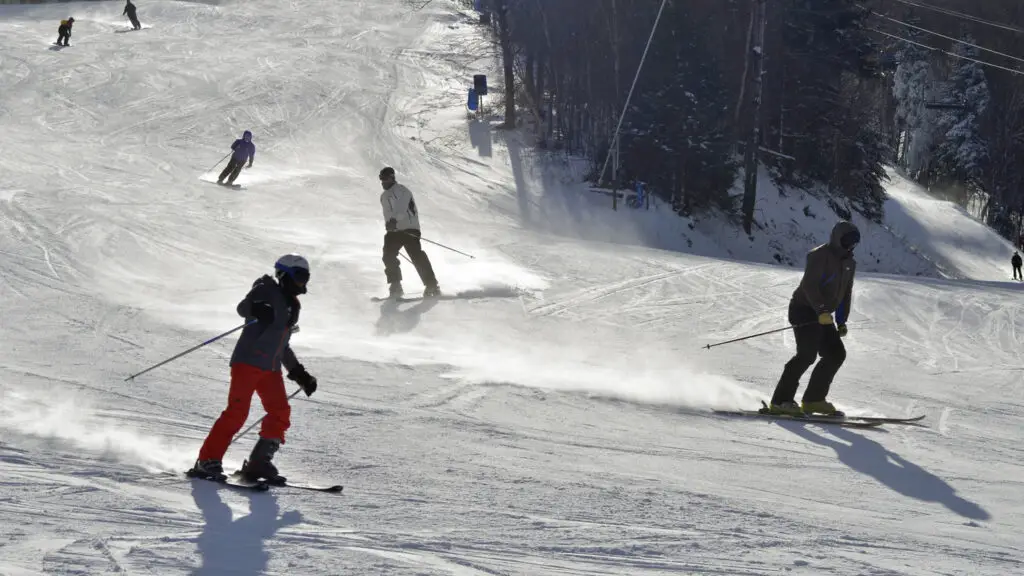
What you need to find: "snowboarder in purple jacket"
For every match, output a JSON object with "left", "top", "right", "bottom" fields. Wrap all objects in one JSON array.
[{"left": 217, "top": 130, "right": 255, "bottom": 186}]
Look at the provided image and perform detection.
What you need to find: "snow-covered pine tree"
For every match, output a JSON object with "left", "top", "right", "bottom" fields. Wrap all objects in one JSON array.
[
  {"left": 892, "top": 24, "right": 939, "bottom": 177},
  {"left": 933, "top": 33, "right": 990, "bottom": 188}
]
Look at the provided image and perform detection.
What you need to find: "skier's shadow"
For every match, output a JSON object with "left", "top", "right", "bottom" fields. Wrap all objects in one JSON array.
[
  {"left": 190, "top": 482, "right": 302, "bottom": 575},
  {"left": 375, "top": 297, "right": 440, "bottom": 336},
  {"left": 781, "top": 423, "right": 990, "bottom": 521}
]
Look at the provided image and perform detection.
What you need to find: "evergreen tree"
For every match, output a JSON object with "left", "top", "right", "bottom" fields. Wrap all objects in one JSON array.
[
  {"left": 891, "top": 23, "right": 938, "bottom": 176},
  {"left": 619, "top": 3, "right": 735, "bottom": 211},
  {"left": 933, "top": 34, "right": 990, "bottom": 187},
  {"left": 776, "top": 0, "right": 889, "bottom": 219}
]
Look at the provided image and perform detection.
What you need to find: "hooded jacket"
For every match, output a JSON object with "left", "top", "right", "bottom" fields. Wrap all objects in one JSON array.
[
  {"left": 230, "top": 275, "right": 301, "bottom": 373},
  {"left": 1013, "top": 253, "right": 1022, "bottom": 268},
  {"left": 380, "top": 182, "right": 421, "bottom": 231},
  {"left": 792, "top": 221, "right": 858, "bottom": 325},
  {"left": 231, "top": 131, "right": 256, "bottom": 164}
]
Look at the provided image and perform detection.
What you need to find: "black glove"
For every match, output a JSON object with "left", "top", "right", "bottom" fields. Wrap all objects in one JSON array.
[
  {"left": 251, "top": 301, "right": 275, "bottom": 324},
  {"left": 386, "top": 218, "right": 397, "bottom": 232},
  {"left": 288, "top": 364, "right": 318, "bottom": 397},
  {"left": 837, "top": 324, "right": 848, "bottom": 338}
]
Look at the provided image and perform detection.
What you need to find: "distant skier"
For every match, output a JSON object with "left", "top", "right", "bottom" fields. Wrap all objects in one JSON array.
[
  {"left": 56, "top": 17, "right": 74, "bottom": 47},
  {"left": 217, "top": 130, "right": 255, "bottom": 186},
  {"left": 124, "top": 1, "right": 141, "bottom": 30},
  {"left": 379, "top": 166, "right": 440, "bottom": 298},
  {"left": 768, "top": 221, "right": 860, "bottom": 417},
  {"left": 1013, "top": 251, "right": 1022, "bottom": 280},
  {"left": 190, "top": 254, "right": 318, "bottom": 485}
]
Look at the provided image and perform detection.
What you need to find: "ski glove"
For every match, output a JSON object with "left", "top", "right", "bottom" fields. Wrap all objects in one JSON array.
[
  {"left": 817, "top": 313, "right": 833, "bottom": 326},
  {"left": 386, "top": 218, "right": 397, "bottom": 232},
  {"left": 837, "top": 324, "right": 848, "bottom": 338},
  {"left": 288, "top": 364, "right": 318, "bottom": 397},
  {"left": 252, "top": 301, "right": 275, "bottom": 324}
]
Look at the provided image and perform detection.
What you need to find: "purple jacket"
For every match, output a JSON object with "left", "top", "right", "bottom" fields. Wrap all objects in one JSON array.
[{"left": 231, "top": 131, "right": 256, "bottom": 164}]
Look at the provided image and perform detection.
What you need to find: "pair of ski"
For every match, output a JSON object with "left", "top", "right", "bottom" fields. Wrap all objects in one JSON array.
[
  {"left": 715, "top": 401, "right": 926, "bottom": 428},
  {"left": 206, "top": 181, "right": 243, "bottom": 190},
  {"left": 185, "top": 469, "right": 343, "bottom": 493},
  {"left": 371, "top": 293, "right": 449, "bottom": 303}
]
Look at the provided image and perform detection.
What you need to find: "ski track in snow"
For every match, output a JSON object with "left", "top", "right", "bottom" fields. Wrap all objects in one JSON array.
[{"left": 1, "top": 1, "right": 1023, "bottom": 574}]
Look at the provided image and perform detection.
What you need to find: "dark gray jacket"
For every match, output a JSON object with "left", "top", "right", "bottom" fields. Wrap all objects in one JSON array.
[
  {"left": 792, "top": 221, "right": 858, "bottom": 324},
  {"left": 230, "top": 275, "right": 301, "bottom": 373}
]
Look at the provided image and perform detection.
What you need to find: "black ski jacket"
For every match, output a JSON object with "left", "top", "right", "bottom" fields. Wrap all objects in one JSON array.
[{"left": 230, "top": 275, "right": 302, "bottom": 374}]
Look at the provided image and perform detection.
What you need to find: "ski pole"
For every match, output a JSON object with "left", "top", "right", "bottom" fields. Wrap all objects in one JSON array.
[
  {"left": 229, "top": 388, "right": 303, "bottom": 447},
  {"left": 403, "top": 231, "right": 475, "bottom": 259},
  {"left": 204, "top": 151, "right": 232, "bottom": 175},
  {"left": 125, "top": 320, "right": 257, "bottom": 381},
  {"left": 703, "top": 322, "right": 816, "bottom": 350}
]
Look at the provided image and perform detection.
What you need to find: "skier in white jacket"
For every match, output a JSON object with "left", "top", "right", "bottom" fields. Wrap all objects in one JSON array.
[{"left": 379, "top": 166, "right": 440, "bottom": 298}]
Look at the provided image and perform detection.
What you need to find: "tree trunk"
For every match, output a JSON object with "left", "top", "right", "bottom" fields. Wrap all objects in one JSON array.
[
  {"left": 741, "top": 0, "right": 767, "bottom": 235},
  {"left": 733, "top": 2, "right": 756, "bottom": 153},
  {"left": 497, "top": 3, "right": 516, "bottom": 128}
]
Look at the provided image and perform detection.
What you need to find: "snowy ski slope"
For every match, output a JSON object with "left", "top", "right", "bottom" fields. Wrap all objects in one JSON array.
[{"left": 1, "top": 1, "right": 1022, "bottom": 574}]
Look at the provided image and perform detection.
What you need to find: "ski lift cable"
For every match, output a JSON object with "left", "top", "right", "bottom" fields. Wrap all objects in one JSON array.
[
  {"left": 888, "top": 0, "right": 1024, "bottom": 36},
  {"left": 868, "top": 9, "right": 1024, "bottom": 66},
  {"left": 868, "top": 27, "right": 1024, "bottom": 76}
]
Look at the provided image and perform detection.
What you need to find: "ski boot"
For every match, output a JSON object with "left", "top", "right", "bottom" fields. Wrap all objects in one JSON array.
[
  {"left": 423, "top": 283, "right": 442, "bottom": 298},
  {"left": 764, "top": 401, "right": 804, "bottom": 417},
  {"left": 388, "top": 281, "right": 404, "bottom": 300},
  {"left": 187, "top": 459, "right": 227, "bottom": 482},
  {"left": 802, "top": 400, "right": 844, "bottom": 417},
  {"left": 240, "top": 438, "right": 286, "bottom": 485}
]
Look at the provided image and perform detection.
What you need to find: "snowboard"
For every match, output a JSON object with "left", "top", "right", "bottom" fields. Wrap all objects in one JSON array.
[
  {"left": 185, "top": 469, "right": 269, "bottom": 491},
  {"left": 230, "top": 471, "right": 343, "bottom": 493}
]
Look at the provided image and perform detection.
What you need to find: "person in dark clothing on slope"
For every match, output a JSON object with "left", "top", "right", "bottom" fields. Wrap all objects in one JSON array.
[
  {"left": 57, "top": 17, "right": 74, "bottom": 47},
  {"left": 769, "top": 220, "right": 860, "bottom": 417},
  {"left": 217, "top": 130, "right": 255, "bottom": 186},
  {"left": 190, "top": 254, "right": 319, "bottom": 485},
  {"left": 1013, "top": 251, "right": 1022, "bottom": 281},
  {"left": 379, "top": 166, "right": 440, "bottom": 298},
  {"left": 124, "top": 1, "right": 141, "bottom": 30}
]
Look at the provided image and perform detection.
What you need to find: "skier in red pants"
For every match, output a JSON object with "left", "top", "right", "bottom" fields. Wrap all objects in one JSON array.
[{"left": 190, "top": 254, "right": 318, "bottom": 485}]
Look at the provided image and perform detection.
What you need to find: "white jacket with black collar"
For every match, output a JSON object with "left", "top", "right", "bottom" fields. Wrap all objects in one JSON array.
[{"left": 380, "top": 182, "right": 420, "bottom": 231}]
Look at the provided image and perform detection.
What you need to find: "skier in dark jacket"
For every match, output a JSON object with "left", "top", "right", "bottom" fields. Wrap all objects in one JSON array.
[
  {"left": 190, "top": 254, "right": 318, "bottom": 484},
  {"left": 57, "top": 17, "right": 74, "bottom": 47},
  {"left": 768, "top": 220, "right": 860, "bottom": 417},
  {"left": 124, "top": 1, "right": 141, "bottom": 30},
  {"left": 217, "top": 130, "right": 255, "bottom": 186},
  {"left": 1013, "top": 251, "right": 1022, "bottom": 280}
]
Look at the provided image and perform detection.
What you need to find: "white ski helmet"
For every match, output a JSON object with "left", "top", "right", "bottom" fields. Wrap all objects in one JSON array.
[{"left": 274, "top": 253, "right": 310, "bottom": 294}]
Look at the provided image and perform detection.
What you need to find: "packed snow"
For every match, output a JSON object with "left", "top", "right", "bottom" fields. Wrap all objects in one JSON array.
[{"left": 1, "top": 1, "right": 1022, "bottom": 574}]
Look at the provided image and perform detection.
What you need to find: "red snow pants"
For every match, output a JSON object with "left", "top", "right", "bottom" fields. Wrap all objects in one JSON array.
[{"left": 197, "top": 363, "right": 291, "bottom": 461}]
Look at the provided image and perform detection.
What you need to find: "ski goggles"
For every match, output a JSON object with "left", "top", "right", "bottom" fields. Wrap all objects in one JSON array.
[
  {"left": 275, "top": 264, "right": 310, "bottom": 287},
  {"left": 840, "top": 229, "right": 861, "bottom": 250}
]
